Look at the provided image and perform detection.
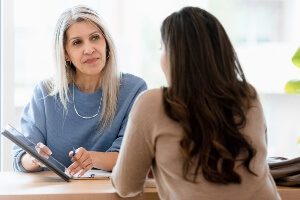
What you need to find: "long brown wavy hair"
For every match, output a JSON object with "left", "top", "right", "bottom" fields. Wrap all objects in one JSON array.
[{"left": 161, "top": 6, "right": 257, "bottom": 184}]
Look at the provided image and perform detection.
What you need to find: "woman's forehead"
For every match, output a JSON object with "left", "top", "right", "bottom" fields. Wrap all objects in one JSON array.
[{"left": 66, "top": 21, "right": 102, "bottom": 39}]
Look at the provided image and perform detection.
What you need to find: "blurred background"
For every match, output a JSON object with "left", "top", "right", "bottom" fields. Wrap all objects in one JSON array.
[{"left": 1, "top": 0, "right": 300, "bottom": 171}]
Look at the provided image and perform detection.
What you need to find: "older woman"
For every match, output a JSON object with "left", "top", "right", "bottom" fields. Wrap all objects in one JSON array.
[{"left": 13, "top": 5, "right": 147, "bottom": 177}]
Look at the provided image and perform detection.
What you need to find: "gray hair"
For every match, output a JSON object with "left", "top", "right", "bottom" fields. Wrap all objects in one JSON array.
[{"left": 48, "top": 5, "right": 120, "bottom": 128}]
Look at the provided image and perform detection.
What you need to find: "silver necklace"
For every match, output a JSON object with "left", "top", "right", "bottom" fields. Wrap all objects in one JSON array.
[{"left": 73, "top": 83, "right": 102, "bottom": 119}]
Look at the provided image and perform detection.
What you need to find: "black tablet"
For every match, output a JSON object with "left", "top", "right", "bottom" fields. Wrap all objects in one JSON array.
[
  {"left": 1, "top": 124, "right": 111, "bottom": 181},
  {"left": 1, "top": 124, "right": 70, "bottom": 181}
]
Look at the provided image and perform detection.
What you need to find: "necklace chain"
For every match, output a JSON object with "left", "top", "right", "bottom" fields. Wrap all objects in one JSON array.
[{"left": 73, "top": 83, "right": 102, "bottom": 119}]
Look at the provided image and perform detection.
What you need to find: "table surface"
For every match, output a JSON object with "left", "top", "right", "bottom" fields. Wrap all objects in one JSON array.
[
  {"left": 0, "top": 171, "right": 299, "bottom": 200},
  {"left": 0, "top": 171, "right": 158, "bottom": 200}
]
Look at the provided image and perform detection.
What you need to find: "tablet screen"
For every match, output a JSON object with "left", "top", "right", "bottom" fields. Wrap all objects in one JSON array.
[{"left": 1, "top": 124, "right": 70, "bottom": 181}]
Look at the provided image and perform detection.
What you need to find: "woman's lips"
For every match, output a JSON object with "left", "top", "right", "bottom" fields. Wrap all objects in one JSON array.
[{"left": 84, "top": 58, "right": 98, "bottom": 64}]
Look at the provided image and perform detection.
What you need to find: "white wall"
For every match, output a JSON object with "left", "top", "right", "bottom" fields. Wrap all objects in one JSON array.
[{"left": 260, "top": 93, "right": 300, "bottom": 158}]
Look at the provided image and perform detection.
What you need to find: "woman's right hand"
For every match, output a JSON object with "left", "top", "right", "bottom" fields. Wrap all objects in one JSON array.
[
  {"left": 35, "top": 142, "right": 52, "bottom": 159},
  {"left": 21, "top": 142, "right": 52, "bottom": 171},
  {"left": 32, "top": 142, "right": 52, "bottom": 166}
]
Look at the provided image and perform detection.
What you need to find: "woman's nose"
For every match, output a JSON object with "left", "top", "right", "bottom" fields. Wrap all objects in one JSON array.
[{"left": 83, "top": 43, "right": 95, "bottom": 55}]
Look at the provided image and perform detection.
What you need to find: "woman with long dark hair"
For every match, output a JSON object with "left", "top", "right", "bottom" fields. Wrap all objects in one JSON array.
[{"left": 112, "top": 6, "right": 280, "bottom": 199}]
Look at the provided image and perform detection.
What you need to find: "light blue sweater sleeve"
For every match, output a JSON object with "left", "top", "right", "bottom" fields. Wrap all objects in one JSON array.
[
  {"left": 13, "top": 73, "right": 147, "bottom": 172},
  {"left": 13, "top": 83, "right": 48, "bottom": 172}
]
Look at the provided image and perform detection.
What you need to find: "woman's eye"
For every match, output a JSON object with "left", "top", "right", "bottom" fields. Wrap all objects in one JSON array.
[
  {"left": 91, "top": 35, "right": 100, "bottom": 41},
  {"left": 72, "top": 40, "right": 81, "bottom": 46}
]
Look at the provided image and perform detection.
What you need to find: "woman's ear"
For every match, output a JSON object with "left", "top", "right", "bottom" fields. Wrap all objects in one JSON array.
[{"left": 65, "top": 51, "right": 70, "bottom": 61}]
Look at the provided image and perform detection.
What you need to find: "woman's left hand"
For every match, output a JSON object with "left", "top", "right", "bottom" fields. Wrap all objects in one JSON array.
[{"left": 67, "top": 147, "right": 93, "bottom": 177}]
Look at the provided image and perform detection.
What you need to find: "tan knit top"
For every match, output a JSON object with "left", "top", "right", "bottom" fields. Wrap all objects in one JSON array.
[{"left": 112, "top": 89, "right": 281, "bottom": 200}]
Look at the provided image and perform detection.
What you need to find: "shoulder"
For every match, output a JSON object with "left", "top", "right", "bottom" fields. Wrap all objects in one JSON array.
[
  {"left": 246, "top": 97, "right": 265, "bottom": 123},
  {"left": 136, "top": 88, "right": 162, "bottom": 103},
  {"left": 33, "top": 80, "right": 47, "bottom": 96},
  {"left": 244, "top": 97, "right": 269, "bottom": 174},
  {"left": 120, "top": 73, "right": 147, "bottom": 88},
  {"left": 131, "top": 88, "right": 163, "bottom": 116},
  {"left": 118, "top": 73, "right": 147, "bottom": 100},
  {"left": 242, "top": 97, "right": 267, "bottom": 148},
  {"left": 31, "top": 79, "right": 55, "bottom": 100}
]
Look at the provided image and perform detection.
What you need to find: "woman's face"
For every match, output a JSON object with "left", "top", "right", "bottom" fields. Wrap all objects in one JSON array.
[
  {"left": 160, "top": 42, "right": 170, "bottom": 85},
  {"left": 65, "top": 21, "right": 107, "bottom": 79}
]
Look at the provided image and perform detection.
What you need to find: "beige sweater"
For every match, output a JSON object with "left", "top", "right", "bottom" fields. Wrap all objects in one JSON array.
[{"left": 111, "top": 89, "right": 281, "bottom": 200}]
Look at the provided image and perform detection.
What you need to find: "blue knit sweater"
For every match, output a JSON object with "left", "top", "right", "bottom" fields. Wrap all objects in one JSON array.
[{"left": 13, "top": 73, "right": 147, "bottom": 171}]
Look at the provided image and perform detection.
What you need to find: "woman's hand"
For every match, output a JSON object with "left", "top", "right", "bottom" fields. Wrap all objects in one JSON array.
[
  {"left": 32, "top": 142, "right": 52, "bottom": 167},
  {"left": 67, "top": 147, "right": 93, "bottom": 177},
  {"left": 21, "top": 142, "right": 52, "bottom": 171},
  {"left": 35, "top": 142, "right": 52, "bottom": 158}
]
